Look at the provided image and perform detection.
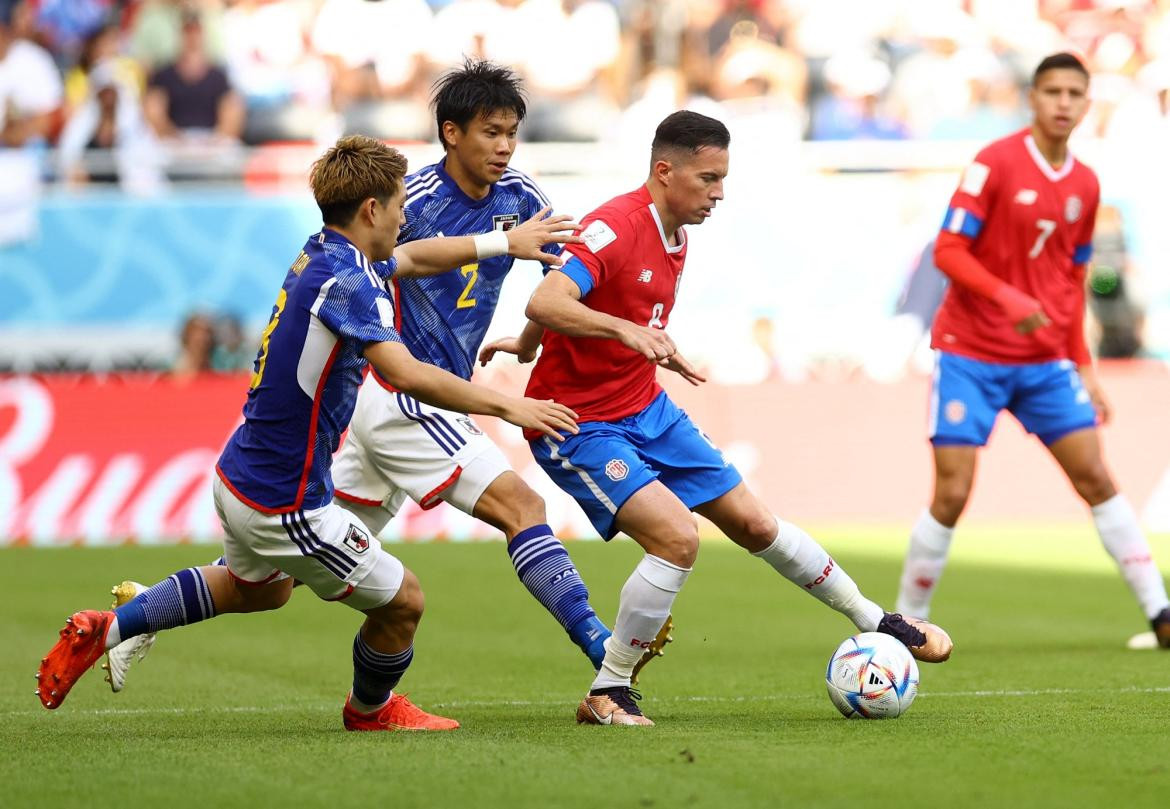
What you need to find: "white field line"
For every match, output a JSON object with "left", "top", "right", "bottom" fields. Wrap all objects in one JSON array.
[{"left": 4, "top": 685, "right": 1168, "bottom": 718}]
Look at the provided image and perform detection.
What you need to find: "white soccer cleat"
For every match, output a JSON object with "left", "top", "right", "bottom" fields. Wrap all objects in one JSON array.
[
  {"left": 102, "top": 581, "right": 157, "bottom": 693},
  {"left": 1126, "top": 631, "right": 1158, "bottom": 650}
]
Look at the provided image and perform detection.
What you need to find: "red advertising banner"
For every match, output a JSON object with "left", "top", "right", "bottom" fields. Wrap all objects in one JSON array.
[{"left": 2, "top": 364, "right": 1168, "bottom": 547}]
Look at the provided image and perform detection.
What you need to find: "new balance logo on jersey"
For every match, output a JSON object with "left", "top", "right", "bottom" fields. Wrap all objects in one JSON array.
[
  {"left": 343, "top": 525, "right": 370, "bottom": 554},
  {"left": 1014, "top": 189, "right": 1038, "bottom": 205},
  {"left": 637, "top": 269, "right": 653, "bottom": 283}
]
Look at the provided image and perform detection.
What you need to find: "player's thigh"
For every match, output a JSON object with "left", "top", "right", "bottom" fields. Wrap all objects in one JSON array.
[
  {"left": 358, "top": 389, "right": 505, "bottom": 513},
  {"left": 613, "top": 480, "right": 699, "bottom": 567},
  {"left": 333, "top": 432, "right": 405, "bottom": 535},
  {"left": 692, "top": 481, "right": 775, "bottom": 552},
  {"left": 213, "top": 476, "right": 292, "bottom": 587},
  {"left": 1009, "top": 360, "right": 1098, "bottom": 446},
  {"left": 529, "top": 426, "right": 658, "bottom": 541},
  {"left": 228, "top": 495, "right": 404, "bottom": 611},
  {"left": 641, "top": 397, "right": 743, "bottom": 512},
  {"left": 929, "top": 351, "right": 1009, "bottom": 448}
]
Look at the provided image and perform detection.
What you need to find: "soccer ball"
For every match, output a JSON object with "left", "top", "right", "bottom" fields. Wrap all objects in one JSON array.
[{"left": 825, "top": 632, "right": 919, "bottom": 719}]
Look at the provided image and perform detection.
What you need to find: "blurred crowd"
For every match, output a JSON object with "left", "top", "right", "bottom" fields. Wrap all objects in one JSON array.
[{"left": 2, "top": 0, "right": 1170, "bottom": 186}]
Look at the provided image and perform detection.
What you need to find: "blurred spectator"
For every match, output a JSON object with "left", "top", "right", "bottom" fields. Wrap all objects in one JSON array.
[
  {"left": 57, "top": 61, "right": 165, "bottom": 191},
  {"left": 33, "top": 0, "right": 113, "bottom": 64},
  {"left": 810, "top": 53, "right": 907, "bottom": 140},
  {"left": 129, "top": 0, "right": 225, "bottom": 71},
  {"left": 64, "top": 24, "right": 142, "bottom": 111},
  {"left": 211, "top": 313, "right": 253, "bottom": 371},
  {"left": 144, "top": 10, "right": 243, "bottom": 143},
  {"left": 0, "top": 1, "right": 63, "bottom": 146},
  {"left": 173, "top": 312, "right": 215, "bottom": 377},
  {"left": 927, "top": 53, "right": 1027, "bottom": 140},
  {"left": 221, "top": 0, "right": 330, "bottom": 143}
]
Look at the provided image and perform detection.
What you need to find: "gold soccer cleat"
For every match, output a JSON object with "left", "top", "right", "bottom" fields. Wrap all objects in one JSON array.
[
  {"left": 101, "top": 581, "right": 157, "bottom": 692},
  {"left": 631, "top": 614, "right": 673, "bottom": 685}
]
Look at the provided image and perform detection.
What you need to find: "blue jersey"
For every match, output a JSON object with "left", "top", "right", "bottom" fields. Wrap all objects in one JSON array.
[
  {"left": 217, "top": 229, "right": 403, "bottom": 513},
  {"left": 378, "top": 159, "right": 554, "bottom": 380}
]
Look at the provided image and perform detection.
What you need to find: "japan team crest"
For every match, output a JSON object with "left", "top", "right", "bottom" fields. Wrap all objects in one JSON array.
[
  {"left": 343, "top": 525, "right": 370, "bottom": 554},
  {"left": 492, "top": 213, "right": 520, "bottom": 231},
  {"left": 1065, "top": 195, "right": 1082, "bottom": 223},
  {"left": 604, "top": 459, "right": 629, "bottom": 481}
]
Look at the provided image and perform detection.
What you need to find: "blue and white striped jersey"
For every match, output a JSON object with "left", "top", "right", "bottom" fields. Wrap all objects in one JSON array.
[
  {"left": 217, "top": 228, "right": 403, "bottom": 513},
  {"left": 379, "top": 159, "right": 555, "bottom": 380}
]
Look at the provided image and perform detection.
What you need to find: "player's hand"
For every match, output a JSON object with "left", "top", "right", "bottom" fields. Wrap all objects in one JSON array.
[
  {"left": 1080, "top": 367, "right": 1112, "bottom": 425},
  {"left": 618, "top": 323, "right": 676, "bottom": 363},
  {"left": 1014, "top": 309, "right": 1052, "bottom": 335},
  {"left": 478, "top": 336, "right": 537, "bottom": 366},
  {"left": 506, "top": 207, "right": 583, "bottom": 265},
  {"left": 658, "top": 352, "right": 706, "bottom": 386},
  {"left": 500, "top": 397, "right": 579, "bottom": 441}
]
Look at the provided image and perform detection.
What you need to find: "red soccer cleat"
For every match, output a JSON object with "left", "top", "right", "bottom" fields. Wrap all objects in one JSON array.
[
  {"left": 35, "top": 610, "right": 115, "bottom": 709},
  {"left": 342, "top": 693, "right": 460, "bottom": 732}
]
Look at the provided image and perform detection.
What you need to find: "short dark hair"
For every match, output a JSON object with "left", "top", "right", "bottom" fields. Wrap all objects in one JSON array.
[
  {"left": 431, "top": 59, "right": 527, "bottom": 149},
  {"left": 1032, "top": 52, "right": 1089, "bottom": 86},
  {"left": 651, "top": 110, "right": 730, "bottom": 163}
]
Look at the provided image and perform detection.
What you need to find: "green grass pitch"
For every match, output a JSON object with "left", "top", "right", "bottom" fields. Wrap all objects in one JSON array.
[{"left": 2, "top": 527, "right": 1168, "bottom": 808}]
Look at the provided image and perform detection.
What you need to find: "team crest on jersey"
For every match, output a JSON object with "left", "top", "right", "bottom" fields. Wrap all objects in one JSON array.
[
  {"left": 343, "top": 525, "right": 370, "bottom": 554},
  {"left": 456, "top": 416, "right": 483, "bottom": 435},
  {"left": 492, "top": 213, "right": 520, "bottom": 231},
  {"left": 1065, "top": 195, "right": 1082, "bottom": 223},
  {"left": 604, "top": 459, "right": 629, "bottom": 481},
  {"left": 944, "top": 399, "right": 966, "bottom": 425}
]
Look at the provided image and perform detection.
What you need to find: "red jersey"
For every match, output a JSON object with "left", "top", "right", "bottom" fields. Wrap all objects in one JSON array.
[
  {"left": 932, "top": 129, "right": 1099, "bottom": 363},
  {"left": 526, "top": 185, "right": 686, "bottom": 425}
]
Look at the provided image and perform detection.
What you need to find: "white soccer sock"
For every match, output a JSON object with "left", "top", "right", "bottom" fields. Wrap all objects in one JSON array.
[
  {"left": 754, "top": 518, "right": 885, "bottom": 632},
  {"left": 103, "top": 617, "right": 122, "bottom": 650},
  {"left": 1092, "top": 494, "right": 1170, "bottom": 620},
  {"left": 895, "top": 510, "right": 955, "bottom": 619},
  {"left": 591, "top": 554, "right": 690, "bottom": 690}
]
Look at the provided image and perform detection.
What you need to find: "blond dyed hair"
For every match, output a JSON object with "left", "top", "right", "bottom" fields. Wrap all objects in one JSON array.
[{"left": 310, "top": 135, "right": 408, "bottom": 226}]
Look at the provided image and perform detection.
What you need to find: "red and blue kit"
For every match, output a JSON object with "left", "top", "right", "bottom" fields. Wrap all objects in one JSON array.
[
  {"left": 929, "top": 129, "right": 1100, "bottom": 447},
  {"left": 527, "top": 186, "right": 741, "bottom": 538}
]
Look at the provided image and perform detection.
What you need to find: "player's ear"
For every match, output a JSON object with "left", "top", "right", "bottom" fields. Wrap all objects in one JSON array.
[
  {"left": 652, "top": 159, "right": 673, "bottom": 186},
  {"left": 441, "top": 121, "right": 460, "bottom": 149}
]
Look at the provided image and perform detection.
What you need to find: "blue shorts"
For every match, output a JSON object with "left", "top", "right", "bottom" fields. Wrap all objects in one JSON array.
[
  {"left": 530, "top": 391, "right": 743, "bottom": 540},
  {"left": 929, "top": 351, "right": 1098, "bottom": 447}
]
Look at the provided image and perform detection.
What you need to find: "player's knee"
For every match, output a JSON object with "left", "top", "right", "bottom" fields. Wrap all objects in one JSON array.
[
  {"left": 655, "top": 520, "right": 700, "bottom": 568},
  {"left": 932, "top": 480, "right": 970, "bottom": 524},
  {"left": 235, "top": 578, "right": 293, "bottom": 613},
  {"left": 370, "top": 568, "right": 424, "bottom": 635},
  {"left": 1070, "top": 465, "right": 1116, "bottom": 505},
  {"left": 738, "top": 511, "right": 777, "bottom": 548},
  {"left": 478, "top": 474, "right": 547, "bottom": 535}
]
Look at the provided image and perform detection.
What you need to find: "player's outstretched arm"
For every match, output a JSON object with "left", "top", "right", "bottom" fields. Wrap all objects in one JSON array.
[
  {"left": 526, "top": 270, "right": 677, "bottom": 362},
  {"left": 364, "top": 340, "right": 578, "bottom": 441},
  {"left": 394, "top": 208, "right": 582, "bottom": 278},
  {"left": 479, "top": 320, "right": 545, "bottom": 366}
]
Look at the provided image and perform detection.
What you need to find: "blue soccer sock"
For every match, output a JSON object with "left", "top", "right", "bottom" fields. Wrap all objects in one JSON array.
[
  {"left": 351, "top": 632, "right": 413, "bottom": 713},
  {"left": 508, "top": 525, "right": 611, "bottom": 667},
  {"left": 109, "top": 567, "right": 217, "bottom": 647}
]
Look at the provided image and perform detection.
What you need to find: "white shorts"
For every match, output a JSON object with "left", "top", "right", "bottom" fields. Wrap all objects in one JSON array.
[
  {"left": 213, "top": 476, "right": 405, "bottom": 611},
  {"left": 332, "top": 373, "right": 511, "bottom": 519}
]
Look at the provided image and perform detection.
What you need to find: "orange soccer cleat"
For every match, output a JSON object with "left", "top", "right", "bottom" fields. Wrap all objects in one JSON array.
[
  {"left": 35, "top": 610, "right": 115, "bottom": 709},
  {"left": 342, "top": 693, "right": 460, "bottom": 732}
]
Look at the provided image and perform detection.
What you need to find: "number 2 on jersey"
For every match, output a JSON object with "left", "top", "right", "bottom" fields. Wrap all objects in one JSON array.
[
  {"left": 456, "top": 263, "right": 478, "bottom": 309},
  {"left": 250, "top": 288, "right": 287, "bottom": 390},
  {"left": 1029, "top": 218, "right": 1056, "bottom": 259}
]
